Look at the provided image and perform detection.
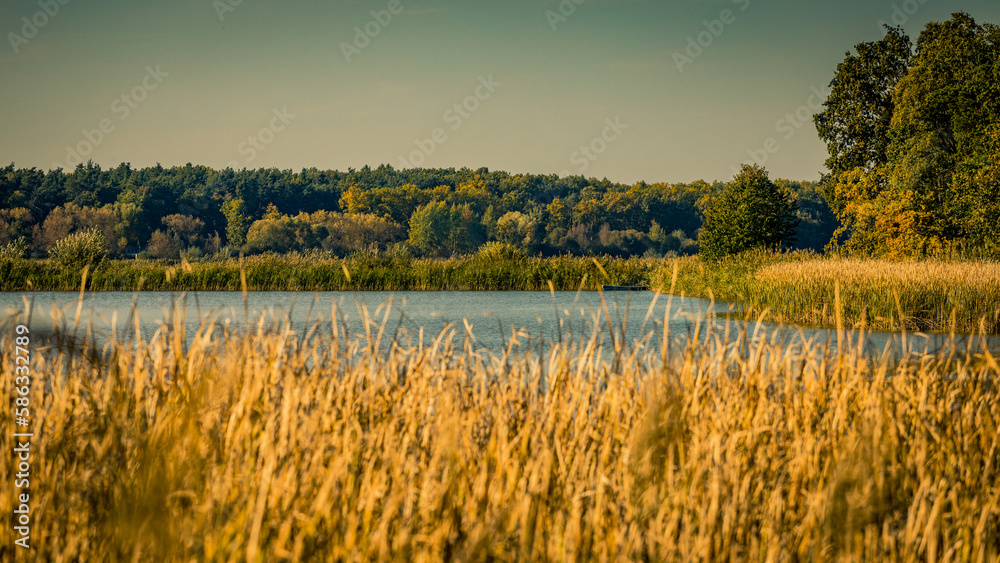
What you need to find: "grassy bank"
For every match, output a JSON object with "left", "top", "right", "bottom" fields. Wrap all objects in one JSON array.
[
  {"left": 0, "top": 253, "right": 655, "bottom": 292},
  {"left": 2, "top": 306, "right": 997, "bottom": 560},
  {"left": 653, "top": 251, "right": 1000, "bottom": 335}
]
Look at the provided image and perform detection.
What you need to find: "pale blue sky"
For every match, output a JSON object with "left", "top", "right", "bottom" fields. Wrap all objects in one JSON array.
[{"left": 2, "top": 0, "right": 997, "bottom": 183}]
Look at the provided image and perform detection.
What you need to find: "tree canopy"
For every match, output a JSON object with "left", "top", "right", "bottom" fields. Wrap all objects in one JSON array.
[
  {"left": 2, "top": 161, "right": 832, "bottom": 259},
  {"left": 699, "top": 165, "right": 800, "bottom": 260},
  {"left": 815, "top": 12, "right": 1000, "bottom": 256}
]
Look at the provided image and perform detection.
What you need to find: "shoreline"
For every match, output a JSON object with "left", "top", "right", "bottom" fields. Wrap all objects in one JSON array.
[{"left": 3, "top": 251, "right": 999, "bottom": 335}]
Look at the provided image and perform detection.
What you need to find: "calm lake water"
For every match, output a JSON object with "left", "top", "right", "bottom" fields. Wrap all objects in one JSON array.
[{"left": 2, "top": 290, "right": 998, "bottom": 357}]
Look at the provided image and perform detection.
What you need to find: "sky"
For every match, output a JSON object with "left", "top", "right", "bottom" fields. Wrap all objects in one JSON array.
[{"left": 1, "top": 0, "right": 998, "bottom": 185}]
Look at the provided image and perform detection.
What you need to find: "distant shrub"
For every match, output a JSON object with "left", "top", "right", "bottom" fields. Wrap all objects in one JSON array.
[
  {"left": 180, "top": 246, "right": 204, "bottom": 261},
  {"left": 475, "top": 241, "right": 527, "bottom": 263},
  {"left": 347, "top": 248, "right": 413, "bottom": 271},
  {"left": 657, "top": 229, "right": 699, "bottom": 256},
  {"left": 49, "top": 228, "right": 108, "bottom": 270},
  {"left": 0, "top": 237, "right": 30, "bottom": 261}
]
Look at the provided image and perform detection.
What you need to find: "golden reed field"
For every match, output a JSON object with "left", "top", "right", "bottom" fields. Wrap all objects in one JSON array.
[
  {"left": 754, "top": 259, "right": 1000, "bottom": 334},
  {"left": 662, "top": 253, "right": 1000, "bottom": 335},
  {"left": 1, "top": 296, "right": 999, "bottom": 562}
]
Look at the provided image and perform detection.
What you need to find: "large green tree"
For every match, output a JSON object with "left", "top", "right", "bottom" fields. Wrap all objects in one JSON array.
[
  {"left": 821, "top": 13, "right": 1000, "bottom": 256},
  {"left": 813, "top": 26, "right": 912, "bottom": 214},
  {"left": 699, "top": 165, "right": 799, "bottom": 259},
  {"left": 221, "top": 198, "right": 251, "bottom": 249}
]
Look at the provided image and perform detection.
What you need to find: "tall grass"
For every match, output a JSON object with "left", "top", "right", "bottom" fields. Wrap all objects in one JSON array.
[
  {"left": 0, "top": 253, "right": 656, "bottom": 292},
  {"left": 654, "top": 250, "right": 1000, "bottom": 335},
  {"left": 1, "top": 295, "right": 998, "bottom": 561}
]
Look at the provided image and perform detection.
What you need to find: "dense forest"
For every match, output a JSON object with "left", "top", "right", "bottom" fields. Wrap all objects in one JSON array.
[{"left": 0, "top": 162, "right": 837, "bottom": 260}]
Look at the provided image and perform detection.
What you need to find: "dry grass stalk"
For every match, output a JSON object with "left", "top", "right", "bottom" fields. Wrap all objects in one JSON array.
[{"left": 1, "top": 297, "right": 998, "bottom": 561}]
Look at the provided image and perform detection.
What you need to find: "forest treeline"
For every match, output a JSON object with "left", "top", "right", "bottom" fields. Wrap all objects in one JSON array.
[{"left": 0, "top": 162, "right": 837, "bottom": 260}]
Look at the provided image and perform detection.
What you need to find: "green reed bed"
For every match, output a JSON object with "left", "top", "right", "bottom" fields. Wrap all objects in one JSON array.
[
  {"left": 0, "top": 253, "right": 658, "bottom": 293},
  {"left": 654, "top": 250, "right": 1000, "bottom": 334}
]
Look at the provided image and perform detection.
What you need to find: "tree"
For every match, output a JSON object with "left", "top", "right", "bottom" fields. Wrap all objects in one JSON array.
[
  {"left": 320, "top": 212, "right": 405, "bottom": 255},
  {"left": 881, "top": 12, "right": 1000, "bottom": 253},
  {"left": 408, "top": 201, "right": 454, "bottom": 257},
  {"left": 161, "top": 214, "right": 205, "bottom": 249},
  {"left": 0, "top": 208, "right": 33, "bottom": 247},
  {"left": 545, "top": 198, "right": 571, "bottom": 233},
  {"left": 698, "top": 165, "right": 799, "bottom": 259},
  {"left": 33, "top": 203, "right": 120, "bottom": 256},
  {"left": 245, "top": 213, "right": 297, "bottom": 254},
  {"left": 495, "top": 211, "right": 539, "bottom": 251},
  {"left": 820, "top": 13, "right": 1000, "bottom": 256},
  {"left": 813, "top": 26, "right": 912, "bottom": 213},
  {"left": 406, "top": 201, "right": 483, "bottom": 257},
  {"left": 147, "top": 230, "right": 181, "bottom": 259},
  {"left": 451, "top": 204, "right": 485, "bottom": 254},
  {"left": 222, "top": 198, "right": 251, "bottom": 248}
]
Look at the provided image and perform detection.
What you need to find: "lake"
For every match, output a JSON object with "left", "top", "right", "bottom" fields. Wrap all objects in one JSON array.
[{"left": 3, "top": 290, "right": 998, "bottom": 358}]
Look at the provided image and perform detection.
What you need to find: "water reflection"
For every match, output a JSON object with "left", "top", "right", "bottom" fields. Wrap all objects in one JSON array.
[{"left": 2, "top": 290, "right": 998, "bottom": 358}]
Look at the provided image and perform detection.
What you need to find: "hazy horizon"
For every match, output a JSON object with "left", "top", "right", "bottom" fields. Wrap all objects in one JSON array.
[{"left": 2, "top": 0, "right": 998, "bottom": 185}]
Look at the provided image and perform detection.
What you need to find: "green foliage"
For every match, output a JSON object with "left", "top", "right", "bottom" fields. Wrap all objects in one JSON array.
[
  {"left": 222, "top": 198, "right": 251, "bottom": 248},
  {"left": 0, "top": 208, "right": 33, "bottom": 247},
  {"left": 34, "top": 203, "right": 120, "bottom": 256},
  {"left": 0, "top": 236, "right": 29, "bottom": 261},
  {"left": 3, "top": 160, "right": 832, "bottom": 262},
  {"left": 407, "top": 201, "right": 484, "bottom": 257},
  {"left": 245, "top": 209, "right": 404, "bottom": 256},
  {"left": 474, "top": 241, "right": 527, "bottom": 263},
  {"left": 0, "top": 254, "right": 659, "bottom": 292},
  {"left": 545, "top": 198, "right": 572, "bottom": 233},
  {"left": 780, "top": 180, "right": 840, "bottom": 252},
  {"left": 340, "top": 183, "right": 450, "bottom": 225},
  {"left": 320, "top": 212, "right": 404, "bottom": 255},
  {"left": 649, "top": 227, "right": 698, "bottom": 257},
  {"left": 162, "top": 214, "right": 204, "bottom": 249},
  {"left": 495, "top": 211, "right": 539, "bottom": 251},
  {"left": 817, "top": 13, "right": 1000, "bottom": 257},
  {"left": 813, "top": 26, "right": 912, "bottom": 213},
  {"left": 49, "top": 228, "right": 108, "bottom": 270},
  {"left": 648, "top": 220, "right": 667, "bottom": 249},
  {"left": 407, "top": 201, "right": 454, "bottom": 257},
  {"left": 699, "top": 165, "right": 799, "bottom": 260}
]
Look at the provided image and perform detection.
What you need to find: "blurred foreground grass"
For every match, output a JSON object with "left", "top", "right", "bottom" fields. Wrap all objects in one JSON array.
[{"left": 0, "top": 295, "right": 998, "bottom": 561}]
